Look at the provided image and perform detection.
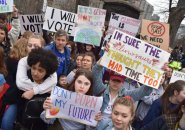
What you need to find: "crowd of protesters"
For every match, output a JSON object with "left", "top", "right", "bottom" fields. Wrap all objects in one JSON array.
[{"left": 0, "top": 5, "right": 185, "bottom": 130}]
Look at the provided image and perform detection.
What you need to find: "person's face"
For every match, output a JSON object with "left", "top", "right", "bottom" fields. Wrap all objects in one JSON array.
[
  {"left": 175, "top": 88, "right": 185, "bottom": 104},
  {"left": 27, "top": 38, "right": 42, "bottom": 53},
  {"left": 0, "top": 29, "right": 5, "bottom": 43},
  {"left": 75, "top": 75, "right": 91, "bottom": 94},
  {"left": 55, "top": 36, "right": 67, "bottom": 51},
  {"left": 112, "top": 104, "right": 133, "bottom": 130},
  {"left": 76, "top": 56, "right": 83, "bottom": 68},
  {"left": 86, "top": 45, "right": 93, "bottom": 52},
  {"left": 59, "top": 76, "right": 67, "bottom": 87},
  {"left": 109, "top": 79, "right": 123, "bottom": 92},
  {"left": 166, "top": 68, "right": 173, "bottom": 78},
  {"left": 82, "top": 56, "right": 93, "bottom": 70},
  {"left": 31, "top": 62, "right": 46, "bottom": 84}
]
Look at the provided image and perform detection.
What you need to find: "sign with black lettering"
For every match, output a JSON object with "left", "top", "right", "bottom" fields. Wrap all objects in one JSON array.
[
  {"left": 43, "top": 6, "right": 76, "bottom": 36},
  {"left": 19, "top": 14, "right": 44, "bottom": 34},
  {"left": 140, "top": 19, "right": 169, "bottom": 51}
]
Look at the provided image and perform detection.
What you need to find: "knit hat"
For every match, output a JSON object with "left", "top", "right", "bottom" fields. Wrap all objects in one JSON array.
[{"left": 0, "top": 74, "right": 6, "bottom": 86}]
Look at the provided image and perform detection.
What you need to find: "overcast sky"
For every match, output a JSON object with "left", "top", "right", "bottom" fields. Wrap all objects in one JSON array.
[
  {"left": 146, "top": 0, "right": 169, "bottom": 22},
  {"left": 146, "top": 0, "right": 185, "bottom": 24}
]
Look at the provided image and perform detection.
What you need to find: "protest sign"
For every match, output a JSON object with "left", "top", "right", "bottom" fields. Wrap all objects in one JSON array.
[
  {"left": 100, "top": 30, "right": 170, "bottom": 89},
  {"left": 74, "top": 5, "right": 106, "bottom": 46},
  {"left": 43, "top": 6, "right": 76, "bottom": 36},
  {"left": 46, "top": 86, "right": 103, "bottom": 126},
  {"left": 103, "top": 12, "right": 140, "bottom": 48},
  {"left": 169, "top": 70, "right": 185, "bottom": 83},
  {"left": 0, "top": 0, "right": 13, "bottom": 13},
  {"left": 140, "top": 19, "right": 169, "bottom": 51},
  {"left": 66, "top": 71, "right": 75, "bottom": 84},
  {"left": 19, "top": 14, "right": 44, "bottom": 34}
]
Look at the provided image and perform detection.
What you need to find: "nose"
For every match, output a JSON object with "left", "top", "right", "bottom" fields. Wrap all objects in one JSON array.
[
  {"left": 83, "top": 60, "right": 87, "bottom": 64},
  {"left": 32, "top": 70, "right": 38, "bottom": 76},
  {"left": 116, "top": 115, "right": 122, "bottom": 121},
  {"left": 80, "top": 83, "right": 84, "bottom": 89}
]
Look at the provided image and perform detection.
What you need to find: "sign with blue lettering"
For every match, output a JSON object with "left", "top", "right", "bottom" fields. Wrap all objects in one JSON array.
[
  {"left": 46, "top": 86, "right": 103, "bottom": 126},
  {"left": 0, "top": 0, "right": 13, "bottom": 13}
]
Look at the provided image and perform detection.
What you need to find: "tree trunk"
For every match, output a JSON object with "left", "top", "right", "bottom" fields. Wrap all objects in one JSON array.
[{"left": 168, "top": 0, "right": 185, "bottom": 47}]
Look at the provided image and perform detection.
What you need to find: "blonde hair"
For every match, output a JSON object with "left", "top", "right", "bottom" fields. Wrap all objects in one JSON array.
[
  {"left": 22, "top": 31, "right": 34, "bottom": 39},
  {"left": 113, "top": 96, "right": 135, "bottom": 117},
  {"left": 9, "top": 38, "right": 28, "bottom": 60},
  {"left": 28, "top": 34, "right": 45, "bottom": 47}
]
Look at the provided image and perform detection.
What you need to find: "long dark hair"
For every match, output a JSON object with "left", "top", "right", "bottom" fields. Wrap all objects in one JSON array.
[
  {"left": 170, "top": 99, "right": 185, "bottom": 122},
  {"left": 0, "top": 24, "right": 10, "bottom": 45},
  {"left": 0, "top": 47, "right": 8, "bottom": 76},
  {"left": 67, "top": 69, "right": 93, "bottom": 96},
  {"left": 0, "top": 24, "right": 11, "bottom": 57},
  {"left": 161, "top": 80, "right": 185, "bottom": 114}
]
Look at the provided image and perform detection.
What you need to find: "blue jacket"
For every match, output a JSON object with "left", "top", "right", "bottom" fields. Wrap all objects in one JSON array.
[
  {"left": 45, "top": 42, "right": 71, "bottom": 76},
  {"left": 97, "top": 118, "right": 134, "bottom": 130},
  {"left": 92, "top": 64, "right": 153, "bottom": 112},
  {"left": 142, "top": 98, "right": 177, "bottom": 127},
  {"left": 141, "top": 115, "right": 168, "bottom": 130}
]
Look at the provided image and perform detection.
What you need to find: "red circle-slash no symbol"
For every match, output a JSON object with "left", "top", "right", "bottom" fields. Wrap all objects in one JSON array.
[{"left": 147, "top": 22, "right": 165, "bottom": 37}]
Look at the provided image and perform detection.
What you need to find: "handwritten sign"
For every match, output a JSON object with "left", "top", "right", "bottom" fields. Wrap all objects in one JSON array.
[
  {"left": 74, "top": 5, "right": 106, "bottom": 46},
  {"left": 169, "top": 70, "right": 185, "bottom": 83},
  {"left": 43, "top": 6, "right": 76, "bottom": 36},
  {"left": 100, "top": 30, "right": 170, "bottom": 89},
  {"left": 19, "top": 14, "right": 44, "bottom": 34},
  {"left": 0, "top": 0, "right": 13, "bottom": 13},
  {"left": 103, "top": 12, "right": 140, "bottom": 48},
  {"left": 140, "top": 19, "right": 169, "bottom": 51},
  {"left": 46, "top": 86, "right": 103, "bottom": 126}
]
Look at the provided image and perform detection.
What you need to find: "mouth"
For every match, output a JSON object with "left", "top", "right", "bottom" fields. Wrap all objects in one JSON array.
[
  {"left": 78, "top": 90, "right": 85, "bottom": 93},
  {"left": 114, "top": 121, "right": 122, "bottom": 127}
]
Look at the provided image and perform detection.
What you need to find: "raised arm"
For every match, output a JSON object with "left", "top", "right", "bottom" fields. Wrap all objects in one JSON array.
[
  {"left": 8, "top": 6, "right": 20, "bottom": 45},
  {"left": 92, "top": 64, "right": 107, "bottom": 96},
  {"left": 124, "top": 85, "right": 153, "bottom": 101}
]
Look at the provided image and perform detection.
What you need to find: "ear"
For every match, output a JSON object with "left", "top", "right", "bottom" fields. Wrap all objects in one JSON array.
[{"left": 174, "top": 90, "right": 179, "bottom": 96}]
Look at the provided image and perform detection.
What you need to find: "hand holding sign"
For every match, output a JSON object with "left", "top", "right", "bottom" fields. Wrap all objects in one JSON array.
[
  {"left": 43, "top": 97, "right": 60, "bottom": 116},
  {"left": 43, "top": 97, "right": 53, "bottom": 110},
  {"left": 45, "top": 86, "right": 103, "bottom": 126},
  {"left": 12, "top": 5, "right": 18, "bottom": 17}
]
